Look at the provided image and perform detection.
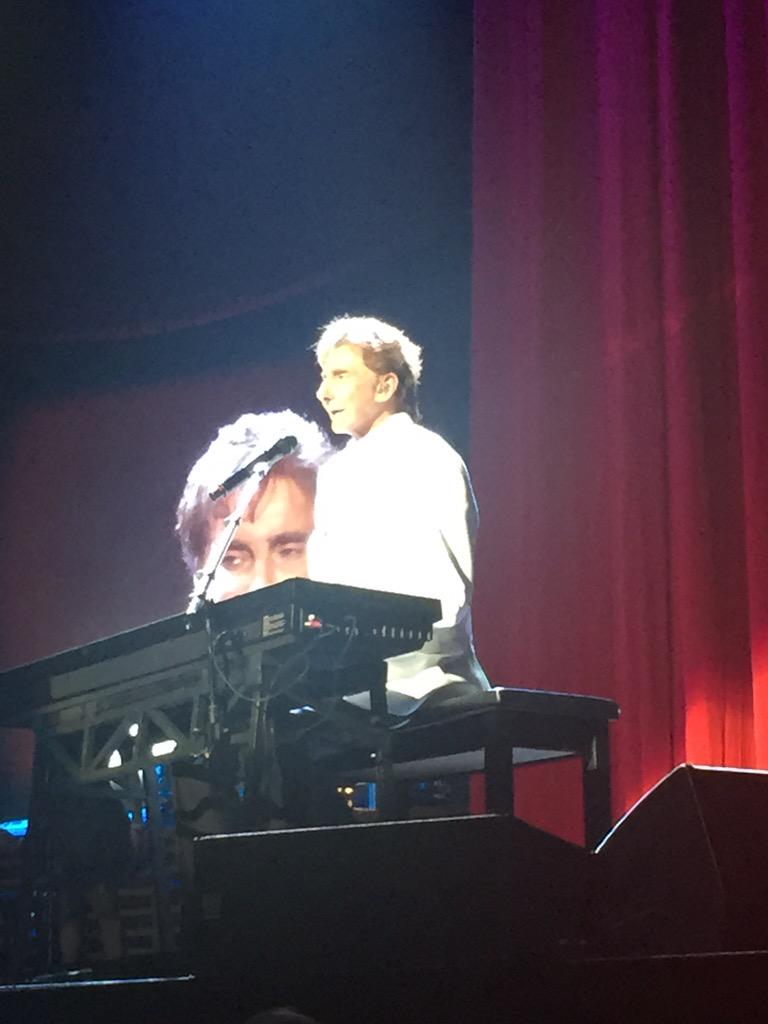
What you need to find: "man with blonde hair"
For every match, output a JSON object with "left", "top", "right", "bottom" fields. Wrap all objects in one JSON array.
[{"left": 310, "top": 315, "right": 489, "bottom": 715}]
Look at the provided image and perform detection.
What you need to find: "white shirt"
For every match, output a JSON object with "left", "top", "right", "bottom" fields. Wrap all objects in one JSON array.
[{"left": 308, "top": 413, "right": 489, "bottom": 715}]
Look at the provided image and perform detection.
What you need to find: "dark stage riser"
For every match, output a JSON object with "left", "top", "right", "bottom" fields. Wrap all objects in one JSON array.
[{"left": 186, "top": 813, "right": 592, "bottom": 985}]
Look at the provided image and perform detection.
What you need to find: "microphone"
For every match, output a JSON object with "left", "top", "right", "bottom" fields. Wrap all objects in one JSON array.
[{"left": 208, "top": 435, "right": 299, "bottom": 501}]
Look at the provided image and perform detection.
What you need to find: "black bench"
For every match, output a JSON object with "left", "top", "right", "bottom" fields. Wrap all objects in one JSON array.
[{"left": 336, "top": 686, "right": 620, "bottom": 849}]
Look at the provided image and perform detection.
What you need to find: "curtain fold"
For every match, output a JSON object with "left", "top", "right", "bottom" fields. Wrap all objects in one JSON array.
[{"left": 472, "top": 0, "right": 768, "bottom": 828}]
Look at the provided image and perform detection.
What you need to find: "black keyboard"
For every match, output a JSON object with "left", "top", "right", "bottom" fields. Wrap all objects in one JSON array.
[{"left": 0, "top": 579, "right": 441, "bottom": 726}]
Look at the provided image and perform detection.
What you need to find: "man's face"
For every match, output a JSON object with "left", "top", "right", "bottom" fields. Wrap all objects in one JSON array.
[
  {"left": 316, "top": 343, "right": 392, "bottom": 438},
  {"left": 206, "top": 469, "right": 314, "bottom": 602}
]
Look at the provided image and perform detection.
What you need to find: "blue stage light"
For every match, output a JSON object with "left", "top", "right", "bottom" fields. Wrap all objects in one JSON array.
[{"left": 0, "top": 818, "right": 29, "bottom": 837}]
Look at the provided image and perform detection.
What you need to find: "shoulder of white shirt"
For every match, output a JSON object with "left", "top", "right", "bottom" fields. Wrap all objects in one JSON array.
[{"left": 318, "top": 413, "right": 468, "bottom": 474}]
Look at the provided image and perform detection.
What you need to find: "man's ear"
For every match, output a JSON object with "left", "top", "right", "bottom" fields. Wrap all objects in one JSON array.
[{"left": 375, "top": 372, "right": 399, "bottom": 403}]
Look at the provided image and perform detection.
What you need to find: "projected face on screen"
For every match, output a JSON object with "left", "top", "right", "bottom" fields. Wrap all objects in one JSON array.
[
  {"left": 206, "top": 465, "right": 314, "bottom": 601},
  {"left": 176, "top": 411, "right": 329, "bottom": 605}
]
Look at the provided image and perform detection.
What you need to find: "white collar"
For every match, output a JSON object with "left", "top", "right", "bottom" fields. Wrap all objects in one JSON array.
[{"left": 347, "top": 411, "right": 413, "bottom": 450}]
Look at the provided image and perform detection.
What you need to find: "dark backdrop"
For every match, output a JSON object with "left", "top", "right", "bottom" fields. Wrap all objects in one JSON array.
[{"left": 2, "top": 0, "right": 473, "bottom": 675}]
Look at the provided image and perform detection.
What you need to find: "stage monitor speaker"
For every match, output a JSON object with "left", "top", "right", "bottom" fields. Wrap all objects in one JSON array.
[
  {"left": 186, "top": 813, "right": 591, "bottom": 983},
  {"left": 594, "top": 763, "right": 768, "bottom": 955}
]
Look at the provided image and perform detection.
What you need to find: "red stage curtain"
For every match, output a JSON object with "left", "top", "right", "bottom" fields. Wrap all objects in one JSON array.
[{"left": 471, "top": 0, "right": 768, "bottom": 838}]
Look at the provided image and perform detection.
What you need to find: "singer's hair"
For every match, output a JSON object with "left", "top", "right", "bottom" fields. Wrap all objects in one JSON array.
[
  {"left": 175, "top": 410, "right": 331, "bottom": 575},
  {"left": 314, "top": 315, "right": 422, "bottom": 421}
]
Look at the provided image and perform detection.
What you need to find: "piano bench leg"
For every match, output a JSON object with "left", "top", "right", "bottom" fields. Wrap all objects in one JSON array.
[
  {"left": 484, "top": 737, "right": 515, "bottom": 816},
  {"left": 582, "top": 726, "right": 612, "bottom": 849}
]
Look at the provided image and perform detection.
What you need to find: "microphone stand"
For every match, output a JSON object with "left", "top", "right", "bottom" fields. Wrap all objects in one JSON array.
[
  {"left": 185, "top": 472, "right": 263, "bottom": 616},
  {"left": 184, "top": 443, "right": 297, "bottom": 824},
  {"left": 185, "top": 468, "right": 269, "bottom": 755}
]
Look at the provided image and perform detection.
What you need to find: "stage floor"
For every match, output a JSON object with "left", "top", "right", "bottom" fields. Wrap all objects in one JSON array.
[{"left": 3, "top": 950, "right": 768, "bottom": 1024}]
